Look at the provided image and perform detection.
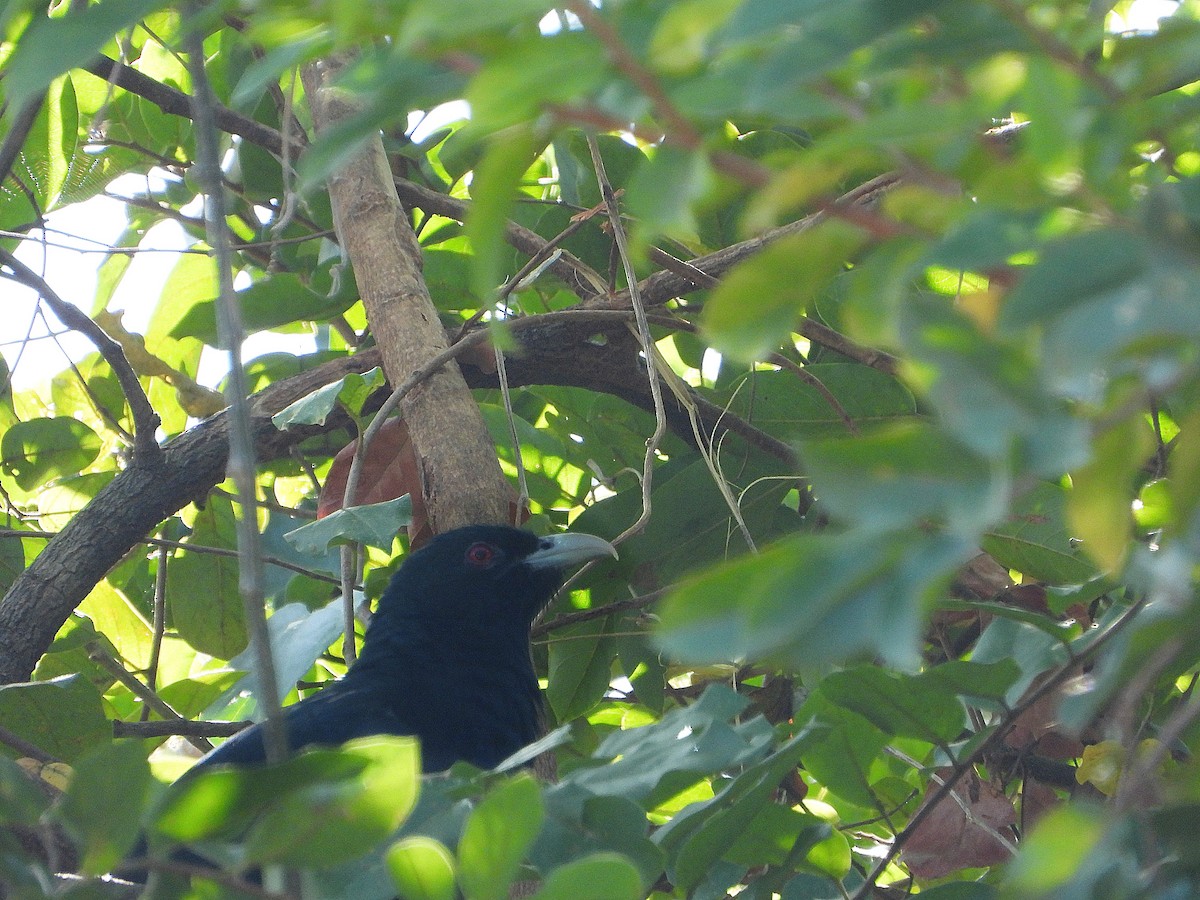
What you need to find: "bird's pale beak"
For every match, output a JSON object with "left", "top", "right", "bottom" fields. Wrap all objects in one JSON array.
[{"left": 525, "top": 532, "right": 618, "bottom": 571}]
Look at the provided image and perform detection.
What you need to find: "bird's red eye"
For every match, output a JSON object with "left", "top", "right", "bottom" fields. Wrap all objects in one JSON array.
[{"left": 465, "top": 542, "right": 497, "bottom": 567}]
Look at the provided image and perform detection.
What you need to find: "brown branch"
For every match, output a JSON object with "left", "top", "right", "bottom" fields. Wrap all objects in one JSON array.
[
  {"left": 0, "top": 723, "right": 55, "bottom": 763},
  {"left": 0, "top": 248, "right": 162, "bottom": 460},
  {"left": 113, "top": 718, "right": 251, "bottom": 739},
  {"left": 303, "top": 52, "right": 513, "bottom": 533},
  {"left": 81, "top": 54, "right": 305, "bottom": 159},
  {"left": 86, "top": 641, "right": 212, "bottom": 753}
]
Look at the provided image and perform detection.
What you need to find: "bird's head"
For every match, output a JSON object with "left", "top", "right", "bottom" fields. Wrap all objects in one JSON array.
[{"left": 381, "top": 525, "right": 618, "bottom": 628}]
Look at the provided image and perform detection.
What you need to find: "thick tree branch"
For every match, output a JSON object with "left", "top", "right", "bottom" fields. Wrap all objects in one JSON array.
[{"left": 302, "top": 53, "right": 513, "bottom": 532}]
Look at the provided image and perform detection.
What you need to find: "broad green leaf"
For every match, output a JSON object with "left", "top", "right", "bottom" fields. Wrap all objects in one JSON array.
[
  {"left": 801, "top": 420, "right": 1003, "bottom": 532},
  {"left": 467, "top": 32, "right": 606, "bottom": 134},
  {"left": 4, "top": 0, "right": 170, "bottom": 105},
  {"left": 649, "top": 0, "right": 743, "bottom": 73},
  {"left": 170, "top": 273, "right": 358, "bottom": 346},
  {"left": 820, "top": 666, "right": 965, "bottom": 744},
  {"left": 78, "top": 580, "right": 153, "bottom": 671},
  {"left": 1005, "top": 805, "right": 1104, "bottom": 891},
  {"left": 156, "top": 745, "right": 378, "bottom": 842},
  {"left": 1067, "top": 415, "right": 1154, "bottom": 571},
  {"left": 720, "top": 365, "right": 916, "bottom": 439},
  {"left": 284, "top": 495, "right": 412, "bottom": 554},
  {"left": 214, "top": 599, "right": 344, "bottom": 717},
  {"left": 528, "top": 852, "right": 643, "bottom": 900},
  {"left": 795, "top": 689, "right": 889, "bottom": 809},
  {"left": 530, "top": 792, "right": 664, "bottom": 888},
  {"left": 245, "top": 736, "right": 421, "bottom": 868},
  {"left": 458, "top": 774, "right": 544, "bottom": 900},
  {"left": 0, "top": 417, "right": 101, "bottom": 490},
  {"left": 169, "top": 497, "right": 246, "bottom": 660},
  {"left": 982, "top": 481, "right": 1098, "bottom": 585},
  {"left": 387, "top": 836, "right": 458, "bottom": 900},
  {"left": 658, "top": 729, "right": 816, "bottom": 890},
  {"left": 0, "top": 675, "right": 109, "bottom": 763},
  {"left": 567, "top": 685, "right": 774, "bottom": 810},
  {"left": 626, "top": 145, "right": 712, "bottom": 240},
  {"left": 0, "top": 754, "right": 50, "bottom": 825},
  {"left": 920, "top": 659, "right": 1020, "bottom": 710},
  {"left": 546, "top": 618, "right": 613, "bottom": 722},
  {"left": 401, "top": 0, "right": 554, "bottom": 44},
  {"left": 466, "top": 126, "right": 541, "bottom": 300},
  {"left": 272, "top": 367, "right": 386, "bottom": 428},
  {"left": 702, "top": 222, "right": 866, "bottom": 362},
  {"left": 55, "top": 741, "right": 152, "bottom": 875},
  {"left": 658, "top": 529, "right": 972, "bottom": 671}
]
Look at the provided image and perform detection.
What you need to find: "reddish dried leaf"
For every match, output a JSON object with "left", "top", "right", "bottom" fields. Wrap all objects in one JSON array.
[
  {"left": 1004, "top": 684, "right": 1084, "bottom": 761},
  {"left": 902, "top": 769, "right": 1016, "bottom": 880},
  {"left": 318, "top": 418, "right": 430, "bottom": 543}
]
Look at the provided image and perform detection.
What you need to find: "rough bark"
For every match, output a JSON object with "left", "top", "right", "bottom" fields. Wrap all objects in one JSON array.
[{"left": 301, "top": 55, "right": 512, "bottom": 533}]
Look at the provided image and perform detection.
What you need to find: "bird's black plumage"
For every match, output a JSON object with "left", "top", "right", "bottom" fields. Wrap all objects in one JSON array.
[{"left": 194, "top": 525, "right": 616, "bottom": 773}]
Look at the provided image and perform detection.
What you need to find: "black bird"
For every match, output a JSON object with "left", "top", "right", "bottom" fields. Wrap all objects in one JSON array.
[{"left": 194, "top": 525, "right": 617, "bottom": 773}]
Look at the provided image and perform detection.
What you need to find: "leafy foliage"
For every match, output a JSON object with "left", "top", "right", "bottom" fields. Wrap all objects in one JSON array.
[{"left": 2, "top": 0, "right": 1200, "bottom": 898}]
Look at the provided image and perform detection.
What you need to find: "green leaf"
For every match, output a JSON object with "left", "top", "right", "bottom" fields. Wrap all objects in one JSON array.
[
  {"left": 4, "top": 0, "right": 170, "bottom": 105},
  {"left": 794, "top": 689, "right": 888, "bottom": 808},
  {"left": 284, "top": 495, "right": 412, "bottom": 554},
  {"left": 528, "top": 852, "right": 644, "bottom": 900},
  {"left": 801, "top": 421, "right": 1003, "bottom": 531},
  {"left": 658, "top": 729, "right": 816, "bottom": 890},
  {"left": 169, "top": 273, "right": 357, "bottom": 346},
  {"left": 215, "top": 599, "right": 344, "bottom": 716},
  {"left": 657, "top": 529, "right": 972, "bottom": 671},
  {"left": 819, "top": 666, "right": 965, "bottom": 744},
  {"left": 387, "top": 836, "right": 458, "bottom": 900},
  {"left": 547, "top": 618, "right": 613, "bottom": 722},
  {"left": 0, "top": 675, "right": 109, "bottom": 763},
  {"left": 701, "top": 222, "right": 866, "bottom": 361},
  {"left": 244, "top": 736, "right": 421, "bottom": 868},
  {"left": 567, "top": 685, "right": 774, "bottom": 810},
  {"left": 458, "top": 774, "right": 544, "bottom": 900},
  {"left": 272, "top": 367, "right": 386, "bottom": 428},
  {"left": 626, "top": 145, "right": 712, "bottom": 239},
  {"left": 982, "top": 481, "right": 1098, "bottom": 585},
  {"left": 1005, "top": 805, "right": 1104, "bottom": 891},
  {"left": 467, "top": 32, "right": 606, "bottom": 134},
  {"left": 0, "top": 417, "right": 101, "bottom": 490},
  {"left": 920, "top": 659, "right": 1020, "bottom": 710},
  {"left": 719, "top": 365, "right": 916, "bottom": 439},
  {"left": 169, "top": 498, "right": 246, "bottom": 659},
  {"left": 466, "top": 126, "right": 541, "bottom": 300},
  {"left": 55, "top": 741, "right": 152, "bottom": 875},
  {"left": 401, "top": 0, "right": 555, "bottom": 44},
  {"left": 1067, "top": 415, "right": 1154, "bottom": 571},
  {"left": 0, "top": 754, "right": 50, "bottom": 825}
]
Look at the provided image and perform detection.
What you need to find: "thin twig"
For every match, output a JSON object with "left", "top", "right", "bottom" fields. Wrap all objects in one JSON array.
[
  {"left": 184, "top": 19, "right": 288, "bottom": 764},
  {"left": 142, "top": 540, "right": 169, "bottom": 721},
  {"left": 86, "top": 641, "right": 212, "bottom": 753},
  {"left": 585, "top": 134, "right": 668, "bottom": 546}
]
